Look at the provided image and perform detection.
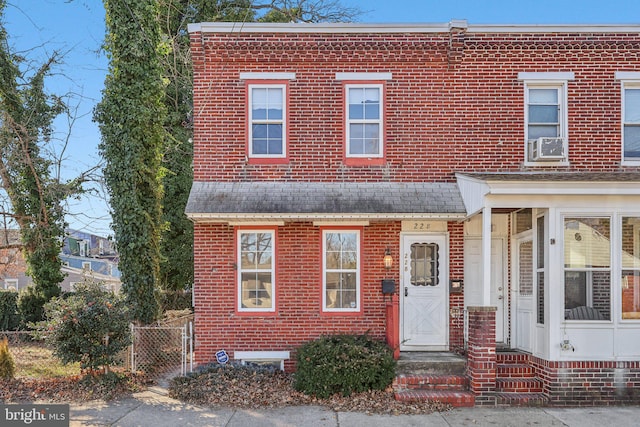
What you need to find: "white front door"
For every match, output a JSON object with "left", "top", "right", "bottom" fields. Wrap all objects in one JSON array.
[
  {"left": 464, "top": 238, "right": 506, "bottom": 343},
  {"left": 514, "top": 235, "right": 534, "bottom": 352},
  {"left": 400, "top": 234, "right": 449, "bottom": 351}
]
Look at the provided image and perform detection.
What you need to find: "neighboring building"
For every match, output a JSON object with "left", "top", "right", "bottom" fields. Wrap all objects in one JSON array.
[
  {"left": 0, "top": 228, "right": 121, "bottom": 293},
  {"left": 186, "top": 21, "right": 640, "bottom": 405},
  {"left": 0, "top": 230, "right": 30, "bottom": 291},
  {"left": 60, "top": 229, "right": 121, "bottom": 293}
]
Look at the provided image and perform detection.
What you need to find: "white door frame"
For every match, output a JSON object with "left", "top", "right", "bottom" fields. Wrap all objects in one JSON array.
[
  {"left": 399, "top": 232, "right": 449, "bottom": 351},
  {"left": 511, "top": 231, "right": 534, "bottom": 352},
  {"left": 463, "top": 237, "right": 508, "bottom": 344}
]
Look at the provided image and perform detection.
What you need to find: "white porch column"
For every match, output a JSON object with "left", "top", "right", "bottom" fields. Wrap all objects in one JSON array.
[{"left": 482, "top": 207, "right": 492, "bottom": 306}]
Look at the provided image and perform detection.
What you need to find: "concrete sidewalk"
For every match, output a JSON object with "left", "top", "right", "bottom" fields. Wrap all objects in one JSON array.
[{"left": 70, "top": 386, "right": 640, "bottom": 427}]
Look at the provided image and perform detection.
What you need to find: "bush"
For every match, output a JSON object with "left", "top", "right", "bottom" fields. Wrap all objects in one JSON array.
[
  {"left": 0, "top": 291, "right": 20, "bottom": 330},
  {"left": 294, "top": 334, "right": 396, "bottom": 398},
  {"left": 0, "top": 336, "right": 16, "bottom": 379},
  {"left": 18, "top": 287, "right": 48, "bottom": 325},
  {"left": 35, "top": 282, "right": 131, "bottom": 372}
]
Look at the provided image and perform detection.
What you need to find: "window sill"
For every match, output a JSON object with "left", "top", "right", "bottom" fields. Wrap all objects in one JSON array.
[
  {"left": 343, "top": 157, "right": 385, "bottom": 167},
  {"left": 248, "top": 157, "right": 289, "bottom": 165},
  {"left": 523, "top": 160, "right": 570, "bottom": 167},
  {"left": 621, "top": 160, "right": 640, "bottom": 167}
]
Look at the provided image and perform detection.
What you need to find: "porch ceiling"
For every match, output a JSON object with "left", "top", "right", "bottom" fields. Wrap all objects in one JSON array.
[{"left": 185, "top": 181, "right": 466, "bottom": 222}]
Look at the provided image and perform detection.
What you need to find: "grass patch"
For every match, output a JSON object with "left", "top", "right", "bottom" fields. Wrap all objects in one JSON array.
[{"left": 10, "top": 341, "right": 80, "bottom": 378}]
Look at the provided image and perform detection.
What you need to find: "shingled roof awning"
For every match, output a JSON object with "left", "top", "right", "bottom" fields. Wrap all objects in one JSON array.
[
  {"left": 186, "top": 181, "right": 466, "bottom": 222},
  {"left": 456, "top": 171, "right": 640, "bottom": 216}
]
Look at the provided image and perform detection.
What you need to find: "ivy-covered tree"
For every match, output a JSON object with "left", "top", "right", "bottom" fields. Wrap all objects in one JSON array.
[
  {"left": 95, "top": 0, "right": 166, "bottom": 324},
  {"left": 155, "top": 0, "right": 359, "bottom": 295},
  {"left": 95, "top": 0, "right": 359, "bottom": 318},
  {"left": 0, "top": 0, "right": 83, "bottom": 322}
]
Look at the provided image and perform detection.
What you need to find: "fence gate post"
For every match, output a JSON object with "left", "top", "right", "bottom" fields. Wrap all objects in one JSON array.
[
  {"left": 189, "top": 321, "right": 193, "bottom": 373},
  {"left": 130, "top": 323, "right": 135, "bottom": 374},
  {"left": 181, "top": 325, "right": 186, "bottom": 376}
]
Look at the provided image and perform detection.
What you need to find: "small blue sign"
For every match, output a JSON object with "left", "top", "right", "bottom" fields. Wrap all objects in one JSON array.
[{"left": 215, "top": 350, "right": 229, "bottom": 364}]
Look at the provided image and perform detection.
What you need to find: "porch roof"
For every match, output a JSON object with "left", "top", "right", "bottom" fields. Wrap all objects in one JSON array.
[
  {"left": 186, "top": 181, "right": 466, "bottom": 223},
  {"left": 456, "top": 172, "right": 640, "bottom": 216},
  {"left": 458, "top": 172, "right": 640, "bottom": 182}
]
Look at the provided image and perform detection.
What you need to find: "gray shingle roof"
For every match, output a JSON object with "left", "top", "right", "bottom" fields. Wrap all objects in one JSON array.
[{"left": 186, "top": 181, "right": 466, "bottom": 216}]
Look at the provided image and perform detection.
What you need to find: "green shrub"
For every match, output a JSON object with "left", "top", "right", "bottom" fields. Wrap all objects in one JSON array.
[
  {"left": 294, "top": 334, "right": 396, "bottom": 398},
  {"left": 0, "top": 336, "right": 16, "bottom": 379},
  {"left": 0, "top": 291, "right": 20, "bottom": 330},
  {"left": 35, "top": 282, "right": 131, "bottom": 372},
  {"left": 18, "top": 286, "right": 48, "bottom": 325}
]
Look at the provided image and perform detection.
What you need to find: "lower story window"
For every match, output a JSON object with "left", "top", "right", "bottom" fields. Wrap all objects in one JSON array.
[
  {"left": 323, "top": 230, "right": 360, "bottom": 312},
  {"left": 238, "top": 230, "right": 274, "bottom": 312},
  {"left": 622, "top": 216, "right": 640, "bottom": 320},
  {"left": 563, "top": 217, "right": 611, "bottom": 320}
]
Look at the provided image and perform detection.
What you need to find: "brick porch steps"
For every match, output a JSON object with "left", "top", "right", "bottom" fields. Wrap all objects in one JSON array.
[
  {"left": 494, "top": 351, "right": 549, "bottom": 407},
  {"left": 393, "top": 353, "right": 474, "bottom": 407},
  {"left": 496, "top": 377, "right": 544, "bottom": 393},
  {"left": 394, "top": 388, "right": 476, "bottom": 407},
  {"left": 497, "top": 363, "right": 535, "bottom": 378},
  {"left": 394, "top": 374, "right": 468, "bottom": 390},
  {"left": 494, "top": 392, "right": 549, "bottom": 407}
]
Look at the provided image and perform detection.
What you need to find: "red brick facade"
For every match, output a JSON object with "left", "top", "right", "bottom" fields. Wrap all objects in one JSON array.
[
  {"left": 191, "top": 29, "right": 640, "bottom": 184},
  {"left": 189, "top": 23, "right": 640, "bottom": 404}
]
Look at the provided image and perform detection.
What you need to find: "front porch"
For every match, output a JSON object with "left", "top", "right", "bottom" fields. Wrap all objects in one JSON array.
[
  {"left": 392, "top": 307, "right": 547, "bottom": 407},
  {"left": 391, "top": 305, "right": 640, "bottom": 407}
]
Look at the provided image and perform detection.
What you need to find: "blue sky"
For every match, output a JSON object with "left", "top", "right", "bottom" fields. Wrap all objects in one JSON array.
[
  {"left": 3, "top": 0, "right": 639, "bottom": 237},
  {"left": 349, "top": 0, "right": 640, "bottom": 24}
]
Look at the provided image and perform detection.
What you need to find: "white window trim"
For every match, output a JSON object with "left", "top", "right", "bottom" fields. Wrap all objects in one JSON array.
[
  {"left": 622, "top": 219, "right": 640, "bottom": 321},
  {"left": 322, "top": 229, "right": 361, "bottom": 312},
  {"left": 237, "top": 229, "right": 276, "bottom": 313},
  {"left": 562, "top": 215, "right": 612, "bottom": 323},
  {"left": 82, "top": 261, "right": 92, "bottom": 271},
  {"left": 523, "top": 81, "right": 570, "bottom": 166},
  {"left": 234, "top": 351, "right": 290, "bottom": 371},
  {"left": 248, "top": 84, "right": 287, "bottom": 159},
  {"left": 345, "top": 84, "right": 384, "bottom": 158},
  {"left": 617, "top": 76, "right": 640, "bottom": 165},
  {"left": 4, "top": 279, "right": 18, "bottom": 291}
]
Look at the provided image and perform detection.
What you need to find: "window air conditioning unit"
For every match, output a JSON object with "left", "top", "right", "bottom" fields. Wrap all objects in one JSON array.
[{"left": 530, "top": 137, "right": 565, "bottom": 161}]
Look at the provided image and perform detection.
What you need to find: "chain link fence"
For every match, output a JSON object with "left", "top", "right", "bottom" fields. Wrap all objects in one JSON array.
[
  {"left": 129, "top": 317, "right": 193, "bottom": 377},
  {"left": 1, "top": 312, "right": 194, "bottom": 380}
]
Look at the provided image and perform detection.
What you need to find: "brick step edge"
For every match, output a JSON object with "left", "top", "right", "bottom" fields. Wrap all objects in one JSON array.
[
  {"left": 394, "top": 374, "right": 468, "bottom": 390},
  {"left": 497, "top": 363, "right": 535, "bottom": 377},
  {"left": 496, "top": 354, "right": 531, "bottom": 364},
  {"left": 494, "top": 392, "right": 549, "bottom": 407},
  {"left": 495, "top": 378, "right": 543, "bottom": 393},
  {"left": 394, "top": 390, "right": 475, "bottom": 407}
]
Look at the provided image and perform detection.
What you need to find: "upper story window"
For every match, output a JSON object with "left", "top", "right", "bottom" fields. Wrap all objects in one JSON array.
[
  {"left": 519, "top": 72, "right": 573, "bottom": 165},
  {"left": 622, "top": 86, "right": 640, "bottom": 160},
  {"left": 346, "top": 84, "right": 383, "bottom": 158},
  {"left": 616, "top": 72, "right": 640, "bottom": 163},
  {"left": 322, "top": 229, "right": 360, "bottom": 313},
  {"left": 336, "top": 73, "right": 391, "bottom": 165},
  {"left": 240, "top": 72, "right": 295, "bottom": 162},
  {"left": 238, "top": 229, "right": 275, "bottom": 313},
  {"left": 249, "top": 85, "right": 286, "bottom": 158}
]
